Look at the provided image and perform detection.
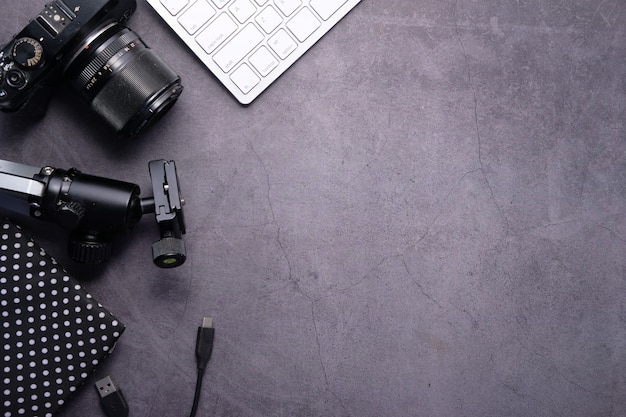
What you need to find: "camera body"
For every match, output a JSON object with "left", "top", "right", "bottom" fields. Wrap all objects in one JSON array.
[
  {"left": 0, "top": 0, "right": 135, "bottom": 113},
  {"left": 0, "top": 0, "right": 183, "bottom": 137}
]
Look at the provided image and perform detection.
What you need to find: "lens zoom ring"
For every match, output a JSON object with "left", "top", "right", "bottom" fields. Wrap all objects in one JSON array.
[
  {"left": 91, "top": 49, "right": 180, "bottom": 133},
  {"left": 76, "top": 30, "right": 141, "bottom": 88}
]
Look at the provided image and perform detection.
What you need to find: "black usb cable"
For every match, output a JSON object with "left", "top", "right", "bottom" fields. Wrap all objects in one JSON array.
[
  {"left": 190, "top": 317, "right": 215, "bottom": 417},
  {"left": 96, "top": 318, "right": 215, "bottom": 417}
]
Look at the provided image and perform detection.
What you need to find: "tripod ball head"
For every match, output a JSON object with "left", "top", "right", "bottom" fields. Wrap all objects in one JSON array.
[{"left": 0, "top": 158, "right": 186, "bottom": 267}]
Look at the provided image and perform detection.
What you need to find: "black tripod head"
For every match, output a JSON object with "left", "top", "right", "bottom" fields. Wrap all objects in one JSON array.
[{"left": 0, "top": 158, "right": 186, "bottom": 268}]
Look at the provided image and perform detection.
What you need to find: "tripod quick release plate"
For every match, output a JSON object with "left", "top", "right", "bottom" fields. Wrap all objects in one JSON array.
[{"left": 146, "top": 160, "right": 186, "bottom": 268}]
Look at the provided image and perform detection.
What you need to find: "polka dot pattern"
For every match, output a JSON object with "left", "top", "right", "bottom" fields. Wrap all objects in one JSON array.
[{"left": 1, "top": 220, "right": 125, "bottom": 417}]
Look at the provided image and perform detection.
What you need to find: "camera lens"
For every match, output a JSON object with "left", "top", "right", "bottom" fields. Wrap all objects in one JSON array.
[{"left": 65, "top": 23, "right": 183, "bottom": 137}]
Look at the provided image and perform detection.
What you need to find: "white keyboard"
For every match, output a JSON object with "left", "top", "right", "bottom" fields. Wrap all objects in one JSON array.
[{"left": 146, "top": 0, "right": 362, "bottom": 104}]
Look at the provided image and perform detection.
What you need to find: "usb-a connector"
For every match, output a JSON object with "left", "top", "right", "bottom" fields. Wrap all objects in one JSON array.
[{"left": 95, "top": 376, "right": 129, "bottom": 417}]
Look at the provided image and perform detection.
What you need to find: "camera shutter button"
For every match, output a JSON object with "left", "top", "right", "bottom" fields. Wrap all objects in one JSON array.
[{"left": 12, "top": 37, "right": 44, "bottom": 69}]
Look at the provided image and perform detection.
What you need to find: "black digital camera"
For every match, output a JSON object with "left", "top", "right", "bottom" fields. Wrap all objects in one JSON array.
[{"left": 0, "top": 0, "right": 183, "bottom": 137}]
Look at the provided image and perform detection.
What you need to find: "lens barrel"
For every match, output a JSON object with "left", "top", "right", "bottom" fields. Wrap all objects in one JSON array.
[{"left": 66, "top": 23, "right": 183, "bottom": 137}]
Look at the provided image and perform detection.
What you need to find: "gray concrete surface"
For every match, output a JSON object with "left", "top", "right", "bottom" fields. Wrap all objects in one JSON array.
[{"left": 1, "top": 0, "right": 625, "bottom": 416}]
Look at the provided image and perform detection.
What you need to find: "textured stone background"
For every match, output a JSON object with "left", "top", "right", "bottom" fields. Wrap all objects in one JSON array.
[{"left": 1, "top": 0, "right": 625, "bottom": 416}]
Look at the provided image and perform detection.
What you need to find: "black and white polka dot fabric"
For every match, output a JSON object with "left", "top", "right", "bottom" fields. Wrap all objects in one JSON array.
[{"left": 1, "top": 219, "right": 125, "bottom": 417}]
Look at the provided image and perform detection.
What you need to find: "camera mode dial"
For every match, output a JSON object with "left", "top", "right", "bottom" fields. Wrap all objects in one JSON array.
[{"left": 12, "top": 38, "right": 44, "bottom": 69}]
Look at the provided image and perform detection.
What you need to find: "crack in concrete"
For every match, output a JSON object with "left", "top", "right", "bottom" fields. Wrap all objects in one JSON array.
[
  {"left": 352, "top": 130, "right": 391, "bottom": 181},
  {"left": 310, "top": 303, "right": 349, "bottom": 416},
  {"left": 249, "top": 142, "right": 310, "bottom": 300},
  {"left": 402, "top": 258, "right": 442, "bottom": 308},
  {"left": 502, "top": 382, "right": 527, "bottom": 398},
  {"left": 555, "top": 367, "right": 609, "bottom": 398},
  {"left": 591, "top": 221, "right": 626, "bottom": 244},
  {"left": 449, "top": 300, "right": 484, "bottom": 332},
  {"left": 595, "top": 0, "right": 623, "bottom": 28},
  {"left": 453, "top": 10, "right": 510, "bottom": 238}
]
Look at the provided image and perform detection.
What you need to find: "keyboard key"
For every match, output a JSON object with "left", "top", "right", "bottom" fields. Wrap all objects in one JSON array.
[
  {"left": 213, "top": 23, "right": 264, "bottom": 72},
  {"left": 179, "top": 0, "right": 216, "bottom": 35},
  {"left": 249, "top": 46, "right": 279, "bottom": 76},
  {"left": 274, "top": 0, "right": 301, "bottom": 16},
  {"left": 229, "top": 0, "right": 257, "bottom": 23},
  {"left": 268, "top": 29, "right": 297, "bottom": 59},
  {"left": 310, "top": 0, "right": 347, "bottom": 20},
  {"left": 286, "top": 7, "right": 320, "bottom": 42},
  {"left": 255, "top": 6, "right": 282, "bottom": 33},
  {"left": 230, "top": 63, "right": 260, "bottom": 93},
  {"left": 196, "top": 13, "right": 238, "bottom": 54},
  {"left": 160, "top": 0, "right": 189, "bottom": 15},
  {"left": 210, "top": 0, "right": 231, "bottom": 8}
]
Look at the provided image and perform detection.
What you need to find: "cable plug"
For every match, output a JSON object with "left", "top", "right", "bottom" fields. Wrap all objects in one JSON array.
[
  {"left": 95, "top": 376, "right": 129, "bottom": 417},
  {"left": 195, "top": 317, "right": 215, "bottom": 371}
]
